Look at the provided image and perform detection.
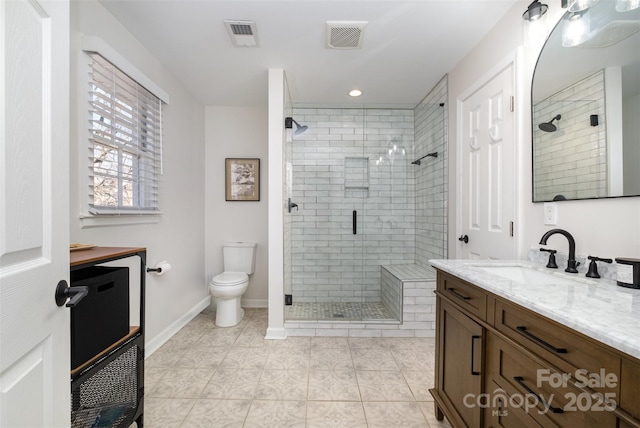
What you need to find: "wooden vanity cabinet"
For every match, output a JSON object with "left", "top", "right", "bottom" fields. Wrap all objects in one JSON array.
[
  {"left": 431, "top": 269, "right": 640, "bottom": 428},
  {"left": 432, "top": 272, "right": 487, "bottom": 427}
]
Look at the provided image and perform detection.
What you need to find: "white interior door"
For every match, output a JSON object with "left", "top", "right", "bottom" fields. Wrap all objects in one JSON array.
[
  {"left": 459, "top": 63, "right": 515, "bottom": 260},
  {"left": 0, "top": 0, "right": 70, "bottom": 426}
]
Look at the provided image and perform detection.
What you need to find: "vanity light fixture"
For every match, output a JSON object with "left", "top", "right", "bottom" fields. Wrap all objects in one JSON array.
[
  {"left": 522, "top": 0, "right": 548, "bottom": 21},
  {"left": 568, "top": 0, "right": 599, "bottom": 12},
  {"left": 349, "top": 89, "right": 363, "bottom": 97},
  {"left": 562, "top": 9, "right": 591, "bottom": 47},
  {"left": 616, "top": 0, "right": 640, "bottom": 11}
]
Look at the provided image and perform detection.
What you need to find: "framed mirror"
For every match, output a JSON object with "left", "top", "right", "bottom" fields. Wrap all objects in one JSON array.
[{"left": 532, "top": 1, "right": 640, "bottom": 202}]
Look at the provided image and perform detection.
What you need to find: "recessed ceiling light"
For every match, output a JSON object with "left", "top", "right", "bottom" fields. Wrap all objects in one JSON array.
[{"left": 349, "top": 89, "right": 363, "bottom": 97}]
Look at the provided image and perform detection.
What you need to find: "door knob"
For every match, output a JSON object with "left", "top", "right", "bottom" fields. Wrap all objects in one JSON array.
[
  {"left": 458, "top": 235, "right": 469, "bottom": 244},
  {"left": 54, "top": 280, "right": 89, "bottom": 308}
]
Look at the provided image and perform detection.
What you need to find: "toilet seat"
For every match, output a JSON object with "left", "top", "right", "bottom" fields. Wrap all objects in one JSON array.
[{"left": 211, "top": 272, "right": 248, "bottom": 286}]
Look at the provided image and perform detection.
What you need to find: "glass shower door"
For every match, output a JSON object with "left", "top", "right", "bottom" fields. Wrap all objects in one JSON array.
[
  {"left": 320, "top": 108, "right": 366, "bottom": 319},
  {"left": 286, "top": 108, "right": 366, "bottom": 320}
]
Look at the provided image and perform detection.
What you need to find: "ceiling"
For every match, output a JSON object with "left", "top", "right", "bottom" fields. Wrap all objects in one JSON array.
[{"left": 98, "top": 0, "right": 520, "bottom": 108}]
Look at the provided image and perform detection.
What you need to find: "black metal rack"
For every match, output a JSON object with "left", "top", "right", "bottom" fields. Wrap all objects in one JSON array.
[{"left": 69, "top": 247, "right": 146, "bottom": 428}]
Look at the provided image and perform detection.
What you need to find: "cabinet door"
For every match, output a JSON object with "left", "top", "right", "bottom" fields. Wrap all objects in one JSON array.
[
  {"left": 436, "top": 298, "right": 484, "bottom": 427},
  {"left": 620, "top": 358, "right": 640, "bottom": 426}
]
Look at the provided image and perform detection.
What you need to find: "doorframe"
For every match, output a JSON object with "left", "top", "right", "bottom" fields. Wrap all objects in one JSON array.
[{"left": 454, "top": 49, "right": 523, "bottom": 259}]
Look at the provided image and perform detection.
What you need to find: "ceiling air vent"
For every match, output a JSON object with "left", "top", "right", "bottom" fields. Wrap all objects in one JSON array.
[
  {"left": 224, "top": 20, "right": 259, "bottom": 47},
  {"left": 326, "top": 21, "right": 368, "bottom": 49}
]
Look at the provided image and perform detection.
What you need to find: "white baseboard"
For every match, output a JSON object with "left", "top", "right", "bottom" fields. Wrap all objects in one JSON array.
[
  {"left": 145, "top": 296, "right": 211, "bottom": 357},
  {"left": 265, "top": 327, "right": 287, "bottom": 340},
  {"left": 241, "top": 298, "right": 268, "bottom": 308}
]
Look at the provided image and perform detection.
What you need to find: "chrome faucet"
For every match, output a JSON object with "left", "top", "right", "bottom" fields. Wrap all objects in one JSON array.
[{"left": 539, "top": 229, "right": 579, "bottom": 273}]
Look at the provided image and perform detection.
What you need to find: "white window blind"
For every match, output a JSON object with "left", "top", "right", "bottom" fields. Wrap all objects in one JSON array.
[{"left": 88, "top": 53, "right": 162, "bottom": 215}]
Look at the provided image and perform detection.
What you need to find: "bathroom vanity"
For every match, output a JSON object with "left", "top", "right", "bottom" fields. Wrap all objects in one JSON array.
[{"left": 429, "top": 259, "right": 640, "bottom": 428}]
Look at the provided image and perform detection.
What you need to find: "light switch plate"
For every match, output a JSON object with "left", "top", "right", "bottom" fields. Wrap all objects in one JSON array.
[{"left": 544, "top": 202, "right": 557, "bottom": 225}]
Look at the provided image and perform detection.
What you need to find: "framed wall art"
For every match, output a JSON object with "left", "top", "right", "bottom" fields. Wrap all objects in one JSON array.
[{"left": 225, "top": 158, "right": 260, "bottom": 201}]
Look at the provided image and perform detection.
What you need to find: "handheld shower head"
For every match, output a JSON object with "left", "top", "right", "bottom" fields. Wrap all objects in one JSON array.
[{"left": 539, "top": 114, "right": 561, "bottom": 132}]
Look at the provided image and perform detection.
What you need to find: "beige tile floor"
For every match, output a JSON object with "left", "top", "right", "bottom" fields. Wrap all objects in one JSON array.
[{"left": 142, "top": 307, "right": 452, "bottom": 427}]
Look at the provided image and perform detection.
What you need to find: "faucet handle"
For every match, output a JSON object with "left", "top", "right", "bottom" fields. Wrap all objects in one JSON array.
[
  {"left": 540, "top": 248, "right": 558, "bottom": 269},
  {"left": 586, "top": 256, "right": 613, "bottom": 278}
]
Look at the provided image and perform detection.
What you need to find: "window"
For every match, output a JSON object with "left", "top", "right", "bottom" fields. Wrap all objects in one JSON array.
[{"left": 88, "top": 54, "right": 162, "bottom": 214}]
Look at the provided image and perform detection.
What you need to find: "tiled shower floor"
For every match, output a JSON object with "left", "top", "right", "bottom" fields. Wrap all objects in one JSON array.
[{"left": 286, "top": 302, "right": 396, "bottom": 321}]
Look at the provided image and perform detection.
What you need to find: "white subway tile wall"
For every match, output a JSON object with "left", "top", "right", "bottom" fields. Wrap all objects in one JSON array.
[
  {"left": 533, "top": 70, "right": 607, "bottom": 201},
  {"left": 414, "top": 76, "right": 448, "bottom": 266}
]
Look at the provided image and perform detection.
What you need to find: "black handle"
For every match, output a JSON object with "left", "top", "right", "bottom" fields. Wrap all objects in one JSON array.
[
  {"left": 540, "top": 248, "right": 558, "bottom": 269},
  {"left": 588, "top": 255, "right": 613, "bottom": 263},
  {"left": 288, "top": 198, "right": 298, "bottom": 213},
  {"left": 353, "top": 210, "right": 357, "bottom": 235},
  {"left": 516, "top": 326, "right": 567, "bottom": 353},
  {"left": 448, "top": 287, "right": 471, "bottom": 301},
  {"left": 471, "top": 335, "right": 481, "bottom": 375},
  {"left": 54, "top": 280, "right": 89, "bottom": 308},
  {"left": 514, "top": 376, "right": 564, "bottom": 413},
  {"left": 586, "top": 256, "right": 613, "bottom": 278},
  {"left": 458, "top": 235, "right": 469, "bottom": 244}
]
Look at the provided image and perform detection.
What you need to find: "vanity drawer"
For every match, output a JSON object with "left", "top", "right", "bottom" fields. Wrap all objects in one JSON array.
[
  {"left": 486, "top": 332, "right": 617, "bottom": 428},
  {"left": 484, "top": 380, "right": 543, "bottom": 428},
  {"left": 437, "top": 271, "right": 487, "bottom": 321},
  {"left": 494, "top": 298, "right": 620, "bottom": 386}
]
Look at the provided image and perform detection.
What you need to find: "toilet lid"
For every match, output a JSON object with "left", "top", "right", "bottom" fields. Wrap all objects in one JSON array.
[{"left": 212, "top": 272, "right": 248, "bottom": 286}]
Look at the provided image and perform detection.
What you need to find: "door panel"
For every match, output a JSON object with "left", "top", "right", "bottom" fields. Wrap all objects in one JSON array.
[
  {"left": 460, "top": 64, "right": 515, "bottom": 260},
  {"left": 0, "top": 0, "right": 70, "bottom": 425}
]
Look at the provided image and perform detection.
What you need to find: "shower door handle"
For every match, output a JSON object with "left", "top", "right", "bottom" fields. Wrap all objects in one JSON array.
[{"left": 353, "top": 210, "right": 357, "bottom": 235}]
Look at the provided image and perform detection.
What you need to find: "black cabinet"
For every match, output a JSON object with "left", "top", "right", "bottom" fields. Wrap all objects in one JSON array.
[{"left": 69, "top": 247, "right": 146, "bottom": 428}]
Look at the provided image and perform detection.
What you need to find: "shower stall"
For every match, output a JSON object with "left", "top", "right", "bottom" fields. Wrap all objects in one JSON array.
[{"left": 283, "top": 78, "right": 448, "bottom": 323}]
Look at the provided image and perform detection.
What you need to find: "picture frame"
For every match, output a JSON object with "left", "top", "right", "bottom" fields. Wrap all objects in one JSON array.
[{"left": 225, "top": 158, "right": 260, "bottom": 201}]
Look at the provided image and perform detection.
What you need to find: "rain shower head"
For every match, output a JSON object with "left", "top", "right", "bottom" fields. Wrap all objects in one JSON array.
[
  {"left": 539, "top": 114, "right": 561, "bottom": 132},
  {"left": 285, "top": 117, "right": 309, "bottom": 136}
]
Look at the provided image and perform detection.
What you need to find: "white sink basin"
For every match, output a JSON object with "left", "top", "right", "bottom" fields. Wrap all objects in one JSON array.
[{"left": 476, "top": 265, "right": 581, "bottom": 285}]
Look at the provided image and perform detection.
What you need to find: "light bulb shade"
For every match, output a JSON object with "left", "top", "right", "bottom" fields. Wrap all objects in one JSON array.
[
  {"left": 616, "top": 0, "right": 640, "bottom": 11},
  {"left": 568, "top": 0, "right": 599, "bottom": 12},
  {"left": 523, "top": 0, "right": 549, "bottom": 21},
  {"left": 562, "top": 10, "right": 591, "bottom": 47}
]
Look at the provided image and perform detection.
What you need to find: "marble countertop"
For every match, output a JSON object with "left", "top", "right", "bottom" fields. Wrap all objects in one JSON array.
[{"left": 429, "top": 259, "right": 640, "bottom": 360}]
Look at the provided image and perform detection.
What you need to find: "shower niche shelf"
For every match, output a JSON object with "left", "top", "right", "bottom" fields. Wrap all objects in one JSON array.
[{"left": 344, "top": 157, "right": 369, "bottom": 197}]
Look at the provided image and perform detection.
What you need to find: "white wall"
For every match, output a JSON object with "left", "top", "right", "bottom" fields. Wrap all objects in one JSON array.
[
  {"left": 448, "top": 0, "right": 640, "bottom": 260},
  {"left": 69, "top": 0, "right": 207, "bottom": 351},
  {"left": 623, "top": 93, "right": 640, "bottom": 195},
  {"left": 204, "top": 106, "right": 269, "bottom": 306}
]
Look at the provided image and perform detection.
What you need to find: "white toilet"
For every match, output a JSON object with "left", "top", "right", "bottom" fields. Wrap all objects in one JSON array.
[{"left": 209, "top": 242, "right": 257, "bottom": 327}]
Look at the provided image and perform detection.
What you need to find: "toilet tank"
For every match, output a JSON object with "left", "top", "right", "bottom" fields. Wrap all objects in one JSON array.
[{"left": 223, "top": 242, "right": 257, "bottom": 274}]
